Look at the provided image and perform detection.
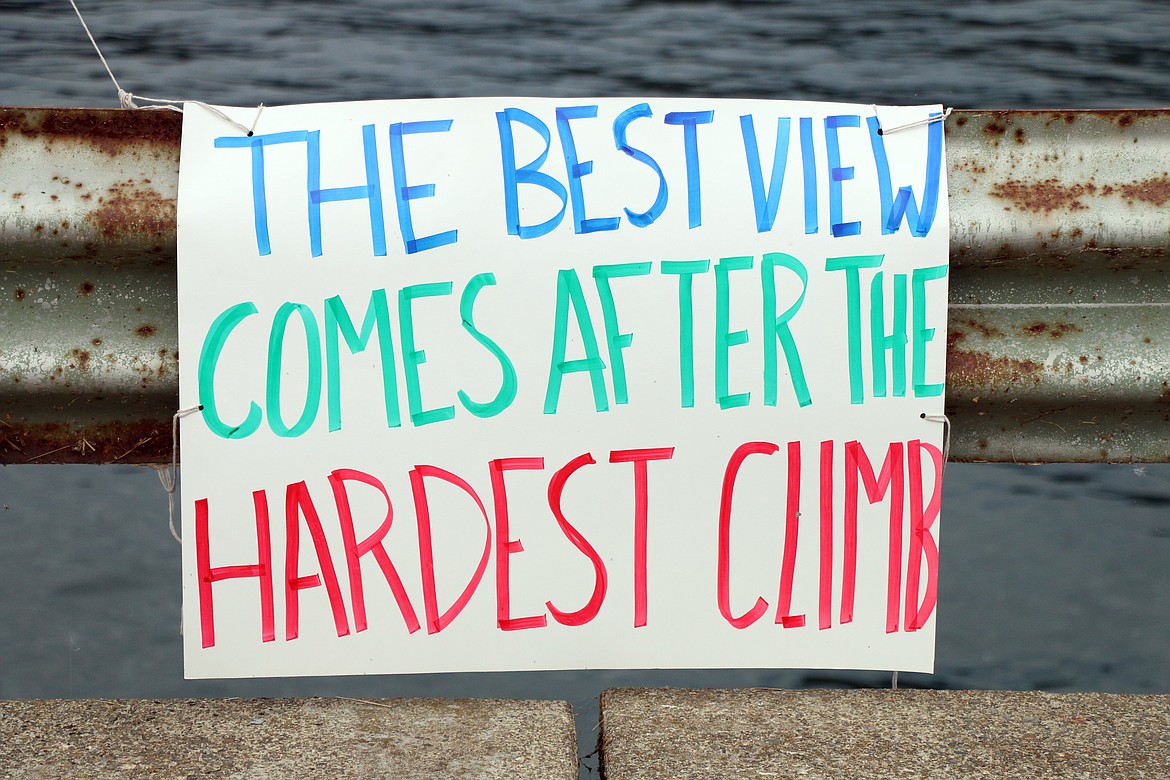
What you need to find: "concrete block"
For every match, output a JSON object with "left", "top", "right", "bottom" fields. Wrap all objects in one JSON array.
[
  {"left": 600, "top": 688, "right": 1170, "bottom": 779},
  {"left": 0, "top": 696, "right": 578, "bottom": 779}
]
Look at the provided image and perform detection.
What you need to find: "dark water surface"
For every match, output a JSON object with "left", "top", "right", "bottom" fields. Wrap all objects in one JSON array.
[
  {"left": 1, "top": 0, "right": 1169, "bottom": 772},
  {"left": 5, "top": 0, "right": 1170, "bottom": 109}
]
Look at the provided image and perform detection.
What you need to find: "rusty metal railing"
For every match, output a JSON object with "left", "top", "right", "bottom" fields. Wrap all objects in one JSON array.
[{"left": 1, "top": 107, "right": 1167, "bottom": 464}]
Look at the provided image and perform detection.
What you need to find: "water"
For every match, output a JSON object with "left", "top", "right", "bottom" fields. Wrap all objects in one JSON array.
[
  {"left": 5, "top": 0, "right": 1170, "bottom": 109},
  {"left": 1, "top": 0, "right": 1169, "bottom": 772}
]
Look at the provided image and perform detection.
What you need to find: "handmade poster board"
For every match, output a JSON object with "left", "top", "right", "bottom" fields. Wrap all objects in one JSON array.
[{"left": 176, "top": 98, "right": 949, "bottom": 679}]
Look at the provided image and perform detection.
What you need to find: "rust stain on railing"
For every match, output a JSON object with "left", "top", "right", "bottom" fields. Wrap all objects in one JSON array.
[
  {"left": 945, "top": 337, "right": 1045, "bottom": 392},
  {"left": 0, "top": 417, "right": 170, "bottom": 464},
  {"left": 86, "top": 177, "right": 175, "bottom": 242},
  {"left": 0, "top": 108, "right": 180, "bottom": 270},
  {"left": 989, "top": 178, "right": 1098, "bottom": 214},
  {"left": 0, "top": 108, "right": 181, "bottom": 157},
  {"left": 1107, "top": 175, "right": 1170, "bottom": 207}
]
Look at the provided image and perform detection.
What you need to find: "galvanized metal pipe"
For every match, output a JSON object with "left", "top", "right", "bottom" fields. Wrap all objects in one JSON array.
[
  {"left": 1, "top": 107, "right": 1167, "bottom": 463},
  {"left": 946, "top": 110, "right": 1170, "bottom": 463}
]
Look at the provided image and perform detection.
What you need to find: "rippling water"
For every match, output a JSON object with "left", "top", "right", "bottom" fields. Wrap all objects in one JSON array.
[
  {"left": 5, "top": 0, "right": 1170, "bottom": 108},
  {"left": 1, "top": 0, "right": 1169, "bottom": 772}
]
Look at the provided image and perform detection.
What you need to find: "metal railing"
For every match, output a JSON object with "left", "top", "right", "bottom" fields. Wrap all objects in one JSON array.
[{"left": 1, "top": 107, "right": 1167, "bottom": 463}]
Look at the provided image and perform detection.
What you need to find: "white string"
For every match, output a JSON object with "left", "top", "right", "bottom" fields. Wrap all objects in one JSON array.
[
  {"left": 892, "top": 671, "right": 899, "bottom": 690},
  {"left": 67, "top": 0, "right": 131, "bottom": 107},
  {"left": 67, "top": 0, "right": 263, "bottom": 135},
  {"left": 873, "top": 105, "right": 953, "bottom": 136},
  {"left": 922, "top": 412, "right": 951, "bottom": 477},
  {"left": 156, "top": 405, "right": 204, "bottom": 544},
  {"left": 248, "top": 103, "right": 267, "bottom": 135},
  {"left": 131, "top": 95, "right": 263, "bottom": 136}
]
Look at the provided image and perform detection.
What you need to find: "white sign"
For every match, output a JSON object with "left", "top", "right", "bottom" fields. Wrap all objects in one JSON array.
[{"left": 177, "top": 98, "right": 949, "bottom": 678}]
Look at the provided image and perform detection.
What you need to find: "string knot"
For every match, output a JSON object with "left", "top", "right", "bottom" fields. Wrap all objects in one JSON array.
[{"left": 70, "top": 0, "right": 260, "bottom": 133}]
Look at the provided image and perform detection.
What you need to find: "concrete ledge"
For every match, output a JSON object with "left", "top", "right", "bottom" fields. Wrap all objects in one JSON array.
[
  {"left": 600, "top": 688, "right": 1170, "bottom": 779},
  {"left": 0, "top": 697, "right": 578, "bottom": 779}
]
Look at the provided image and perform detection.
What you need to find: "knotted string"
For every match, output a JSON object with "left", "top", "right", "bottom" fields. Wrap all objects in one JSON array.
[
  {"left": 68, "top": 0, "right": 263, "bottom": 135},
  {"left": 872, "top": 105, "right": 953, "bottom": 135}
]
